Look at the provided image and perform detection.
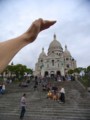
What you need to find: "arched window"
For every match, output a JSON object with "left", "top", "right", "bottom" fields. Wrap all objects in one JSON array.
[
  {"left": 52, "top": 60, "right": 54, "bottom": 66},
  {"left": 41, "top": 59, "right": 43, "bottom": 62},
  {"left": 67, "top": 64, "right": 69, "bottom": 68},
  {"left": 66, "top": 58, "right": 69, "bottom": 60},
  {"left": 58, "top": 63, "right": 59, "bottom": 67}
]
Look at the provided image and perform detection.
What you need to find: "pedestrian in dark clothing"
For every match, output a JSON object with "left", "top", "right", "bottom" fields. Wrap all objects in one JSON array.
[{"left": 34, "top": 77, "right": 38, "bottom": 90}]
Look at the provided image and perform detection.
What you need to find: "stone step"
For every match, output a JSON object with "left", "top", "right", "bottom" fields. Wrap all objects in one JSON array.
[
  {"left": 0, "top": 113, "right": 90, "bottom": 120},
  {"left": 0, "top": 80, "right": 90, "bottom": 120}
]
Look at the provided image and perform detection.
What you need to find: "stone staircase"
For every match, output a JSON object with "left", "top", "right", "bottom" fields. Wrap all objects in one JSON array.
[{"left": 0, "top": 80, "right": 90, "bottom": 120}]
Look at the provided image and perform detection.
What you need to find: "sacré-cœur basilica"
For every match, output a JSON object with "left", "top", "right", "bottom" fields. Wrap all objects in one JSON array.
[{"left": 34, "top": 34, "right": 77, "bottom": 77}]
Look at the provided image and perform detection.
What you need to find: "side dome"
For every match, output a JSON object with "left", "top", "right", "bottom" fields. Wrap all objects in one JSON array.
[
  {"left": 63, "top": 45, "right": 71, "bottom": 57},
  {"left": 39, "top": 48, "right": 46, "bottom": 58}
]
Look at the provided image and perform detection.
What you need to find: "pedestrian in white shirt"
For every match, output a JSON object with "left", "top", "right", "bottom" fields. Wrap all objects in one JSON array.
[
  {"left": 20, "top": 93, "right": 26, "bottom": 120},
  {"left": 59, "top": 87, "right": 65, "bottom": 103}
]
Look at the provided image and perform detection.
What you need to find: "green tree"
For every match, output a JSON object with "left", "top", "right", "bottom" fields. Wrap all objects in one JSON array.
[
  {"left": 68, "top": 69, "right": 74, "bottom": 74},
  {"left": 2, "top": 64, "right": 33, "bottom": 78},
  {"left": 87, "top": 66, "right": 90, "bottom": 72},
  {"left": 74, "top": 67, "right": 85, "bottom": 74}
]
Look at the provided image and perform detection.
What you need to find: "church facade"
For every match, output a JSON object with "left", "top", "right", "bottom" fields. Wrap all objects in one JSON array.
[{"left": 34, "top": 34, "right": 77, "bottom": 77}]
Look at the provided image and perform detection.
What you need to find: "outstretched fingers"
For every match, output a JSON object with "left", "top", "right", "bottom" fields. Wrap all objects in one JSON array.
[
  {"left": 25, "top": 18, "right": 56, "bottom": 43},
  {"left": 40, "top": 19, "right": 56, "bottom": 31}
]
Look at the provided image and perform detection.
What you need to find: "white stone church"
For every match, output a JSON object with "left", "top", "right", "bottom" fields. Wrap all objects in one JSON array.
[{"left": 34, "top": 34, "right": 77, "bottom": 77}]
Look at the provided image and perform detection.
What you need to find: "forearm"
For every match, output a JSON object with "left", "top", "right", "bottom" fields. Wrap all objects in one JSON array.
[
  {"left": 0, "top": 18, "right": 56, "bottom": 73},
  {"left": 0, "top": 33, "right": 32, "bottom": 73}
]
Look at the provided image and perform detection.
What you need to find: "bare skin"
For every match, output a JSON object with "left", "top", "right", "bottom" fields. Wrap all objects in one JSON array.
[{"left": 0, "top": 18, "right": 56, "bottom": 73}]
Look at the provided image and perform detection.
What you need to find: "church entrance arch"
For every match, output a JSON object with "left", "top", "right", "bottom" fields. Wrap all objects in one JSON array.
[
  {"left": 50, "top": 71, "right": 55, "bottom": 78},
  {"left": 56, "top": 71, "right": 61, "bottom": 76},
  {"left": 44, "top": 71, "right": 49, "bottom": 77}
]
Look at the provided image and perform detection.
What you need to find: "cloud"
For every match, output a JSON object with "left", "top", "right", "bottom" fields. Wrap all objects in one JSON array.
[{"left": 0, "top": 0, "right": 90, "bottom": 69}]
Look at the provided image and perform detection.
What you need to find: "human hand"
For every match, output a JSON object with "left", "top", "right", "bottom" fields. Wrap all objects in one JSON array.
[
  {"left": 0, "top": 19, "right": 56, "bottom": 73},
  {"left": 25, "top": 18, "right": 56, "bottom": 43}
]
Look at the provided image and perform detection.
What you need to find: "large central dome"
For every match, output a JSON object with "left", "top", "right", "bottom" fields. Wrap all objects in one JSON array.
[
  {"left": 49, "top": 34, "right": 62, "bottom": 48},
  {"left": 48, "top": 34, "right": 63, "bottom": 55}
]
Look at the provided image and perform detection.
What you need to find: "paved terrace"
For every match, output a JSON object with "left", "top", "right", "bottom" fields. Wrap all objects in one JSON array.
[{"left": 0, "top": 80, "right": 90, "bottom": 120}]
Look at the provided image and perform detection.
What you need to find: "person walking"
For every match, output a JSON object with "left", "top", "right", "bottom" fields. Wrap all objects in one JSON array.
[
  {"left": 20, "top": 93, "right": 26, "bottom": 120},
  {"left": 60, "top": 87, "right": 65, "bottom": 103},
  {"left": 1, "top": 83, "right": 5, "bottom": 94}
]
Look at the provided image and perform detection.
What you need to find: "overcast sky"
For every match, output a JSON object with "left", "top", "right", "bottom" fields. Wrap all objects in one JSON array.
[{"left": 0, "top": 0, "right": 90, "bottom": 70}]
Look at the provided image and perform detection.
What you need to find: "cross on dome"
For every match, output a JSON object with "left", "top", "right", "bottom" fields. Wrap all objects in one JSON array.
[
  {"left": 42, "top": 47, "right": 44, "bottom": 52},
  {"left": 65, "top": 45, "right": 67, "bottom": 51},
  {"left": 54, "top": 33, "right": 56, "bottom": 40}
]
